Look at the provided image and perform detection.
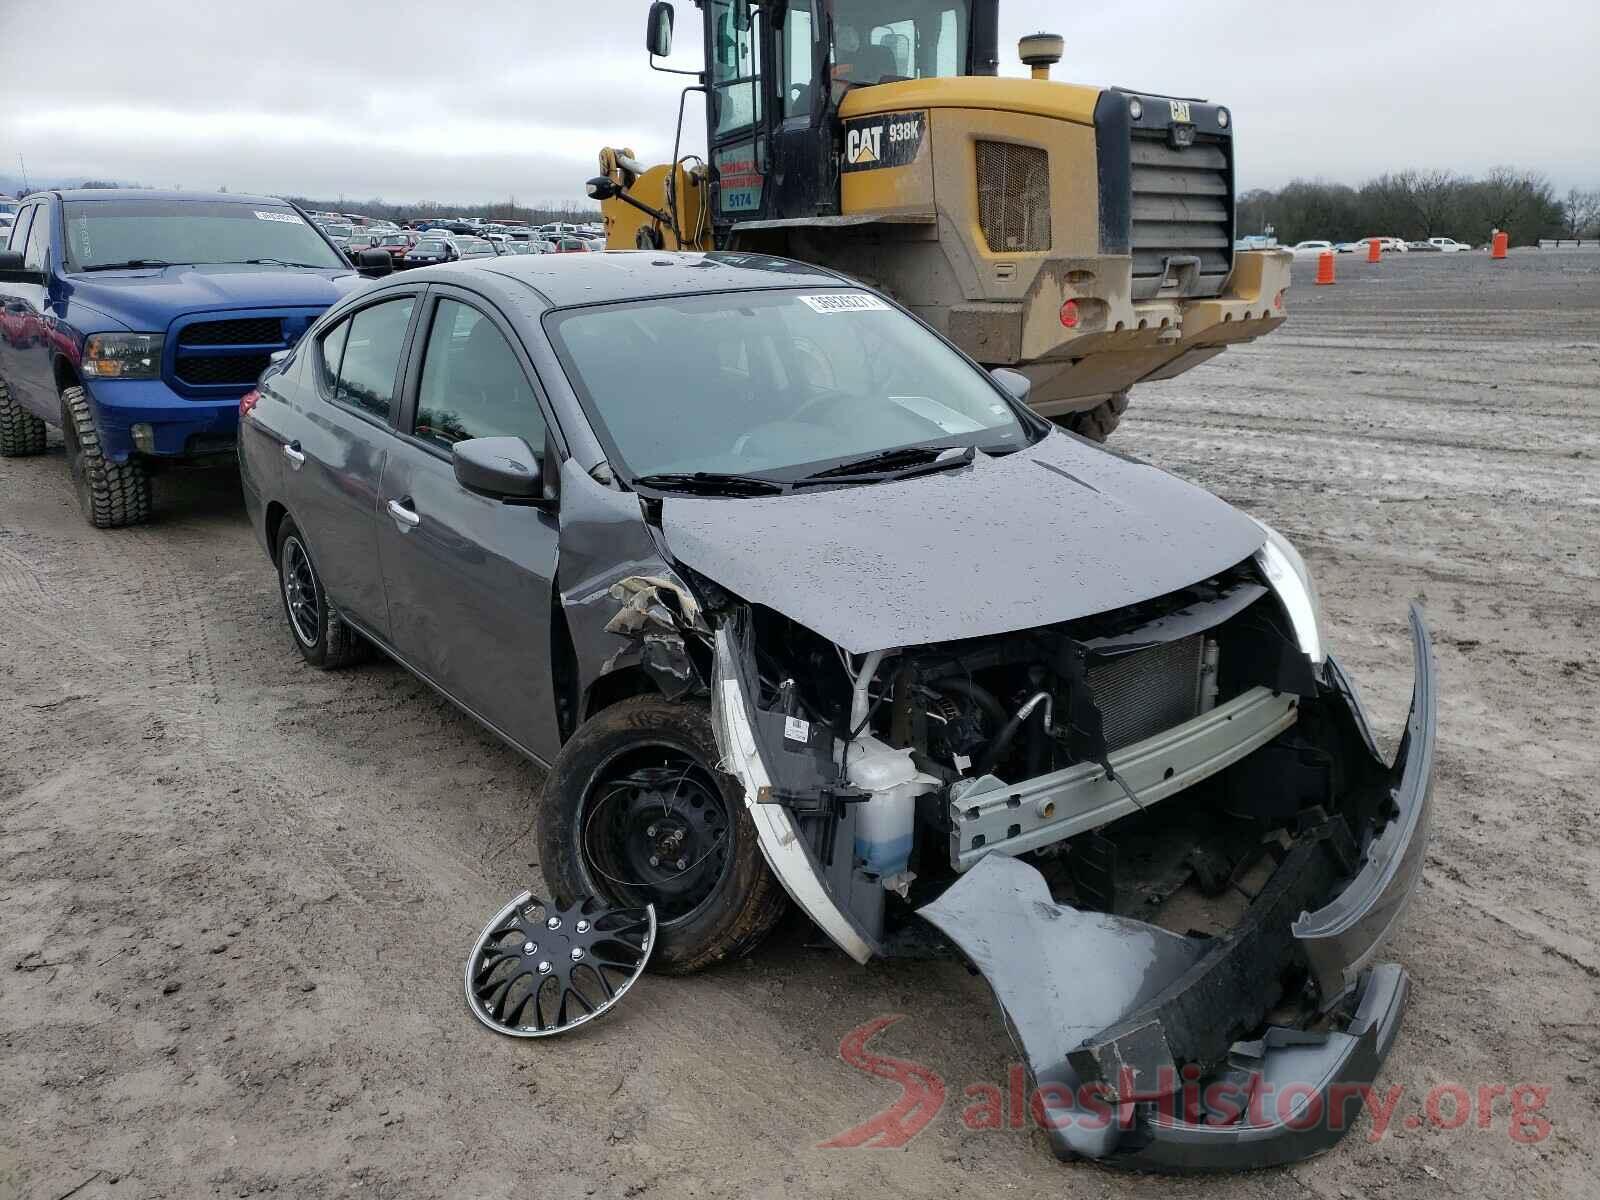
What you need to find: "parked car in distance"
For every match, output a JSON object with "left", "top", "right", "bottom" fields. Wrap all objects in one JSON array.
[
  {"left": 1291, "top": 240, "right": 1334, "bottom": 258},
  {"left": 401, "top": 238, "right": 456, "bottom": 268},
  {"left": 375, "top": 231, "right": 420, "bottom": 263},
  {"left": 237, "top": 251, "right": 1434, "bottom": 1167},
  {"left": 0, "top": 189, "right": 367, "bottom": 526},
  {"left": 1333, "top": 242, "right": 1359, "bottom": 254},
  {"left": 1406, "top": 240, "right": 1440, "bottom": 252},
  {"left": 452, "top": 237, "right": 498, "bottom": 260},
  {"left": 1427, "top": 237, "right": 1470, "bottom": 253}
]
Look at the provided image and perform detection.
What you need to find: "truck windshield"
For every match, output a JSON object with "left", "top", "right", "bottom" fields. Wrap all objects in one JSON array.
[
  {"left": 831, "top": 0, "right": 970, "bottom": 86},
  {"left": 546, "top": 287, "right": 1031, "bottom": 484},
  {"left": 61, "top": 200, "right": 347, "bottom": 271}
]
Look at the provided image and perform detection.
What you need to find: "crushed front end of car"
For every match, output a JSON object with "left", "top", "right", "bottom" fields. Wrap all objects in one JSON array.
[{"left": 692, "top": 542, "right": 1434, "bottom": 1171}]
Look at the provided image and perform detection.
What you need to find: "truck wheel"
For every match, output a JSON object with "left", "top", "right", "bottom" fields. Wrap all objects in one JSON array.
[
  {"left": 1056, "top": 391, "right": 1130, "bottom": 443},
  {"left": 60, "top": 385, "right": 151, "bottom": 527},
  {"left": 275, "top": 519, "right": 367, "bottom": 669},
  {"left": 0, "top": 378, "right": 48, "bottom": 457},
  {"left": 538, "top": 696, "right": 787, "bottom": 975}
]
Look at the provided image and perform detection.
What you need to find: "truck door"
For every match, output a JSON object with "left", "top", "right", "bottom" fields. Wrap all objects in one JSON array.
[
  {"left": 0, "top": 201, "right": 58, "bottom": 418},
  {"left": 706, "top": 0, "right": 771, "bottom": 230},
  {"left": 768, "top": 0, "right": 834, "bottom": 220}
]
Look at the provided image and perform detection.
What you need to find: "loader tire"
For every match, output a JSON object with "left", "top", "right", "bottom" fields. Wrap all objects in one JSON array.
[
  {"left": 538, "top": 696, "right": 788, "bottom": 975},
  {"left": 0, "top": 377, "right": 48, "bottom": 457},
  {"left": 1056, "top": 391, "right": 1129, "bottom": 443},
  {"left": 60, "top": 385, "right": 151, "bottom": 527}
]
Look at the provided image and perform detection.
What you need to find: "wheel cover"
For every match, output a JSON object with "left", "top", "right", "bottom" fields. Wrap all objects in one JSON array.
[
  {"left": 577, "top": 745, "right": 735, "bottom": 927},
  {"left": 464, "top": 891, "right": 654, "bottom": 1037},
  {"left": 281, "top": 537, "right": 321, "bottom": 647}
]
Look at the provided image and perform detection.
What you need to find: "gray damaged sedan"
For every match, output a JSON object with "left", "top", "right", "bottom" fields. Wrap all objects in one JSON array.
[{"left": 239, "top": 252, "right": 1435, "bottom": 1171}]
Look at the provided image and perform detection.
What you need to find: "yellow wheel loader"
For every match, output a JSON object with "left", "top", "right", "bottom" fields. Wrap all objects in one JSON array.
[{"left": 589, "top": 0, "right": 1291, "bottom": 441}]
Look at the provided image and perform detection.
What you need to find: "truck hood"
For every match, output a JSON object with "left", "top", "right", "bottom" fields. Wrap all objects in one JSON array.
[
  {"left": 64, "top": 264, "right": 365, "bottom": 331},
  {"left": 658, "top": 431, "right": 1265, "bottom": 654}
]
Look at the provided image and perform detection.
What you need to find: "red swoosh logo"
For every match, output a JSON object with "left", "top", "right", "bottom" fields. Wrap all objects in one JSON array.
[{"left": 818, "top": 1014, "right": 946, "bottom": 1148}]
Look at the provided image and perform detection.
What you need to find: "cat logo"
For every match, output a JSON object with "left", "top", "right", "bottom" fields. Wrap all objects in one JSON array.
[
  {"left": 1169, "top": 99, "right": 1192, "bottom": 123},
  {"left": 847, "top": 125, "right": 882, "bottom": 165}
]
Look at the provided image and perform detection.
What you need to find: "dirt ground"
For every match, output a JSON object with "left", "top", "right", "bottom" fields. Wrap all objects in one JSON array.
[{"left": 2, "top": 247, "right": 1597, "bottom": 1200}]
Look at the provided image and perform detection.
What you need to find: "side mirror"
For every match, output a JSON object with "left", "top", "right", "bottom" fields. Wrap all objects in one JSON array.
[
  {"left": 990, "top": 367, "right": 1032, "bottom": 404},
  {"left": 646, "top": 0, "right": 674, "bottom": 57},
  {"left": 453, "top": 436, "right": 543, "bottom": 501},
  {"left": 585, "top": 175, "right": 620, "bottom": 201},
  {"left": 0, "top": 250, "right": 44, "bottom": 286},
  {"left": 356, "top": 248, "right": 393, "bottom": 277}
]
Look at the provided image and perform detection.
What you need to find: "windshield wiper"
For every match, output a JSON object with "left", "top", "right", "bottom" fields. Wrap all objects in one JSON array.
[
  {"left": 235, "top": 258, "right": 332, "bottom": 268},
  {"left": 793, "top": 443, "right": 975, "bottom": 486},
  {"left": 631, "top": 471, "right": 787, "bottom": 497},
  {"left": 78, "top": 259, "right": 180, "bottom": 272}
]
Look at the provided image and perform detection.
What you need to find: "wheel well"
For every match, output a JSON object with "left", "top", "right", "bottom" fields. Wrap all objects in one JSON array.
[
  {"left": 54, "top": 357, "right": 81, "bottom": 396},
  {"left": 265, "top": 502, "right": 289, "bottom": 564},
  {"left": 582, "top": 667, "right": 658, "bottom": 724}
]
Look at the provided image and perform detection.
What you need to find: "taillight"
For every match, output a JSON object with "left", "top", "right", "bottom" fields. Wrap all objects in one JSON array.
[
  {"left": 1059, "top": 299, "right": 1079, "bottom": 329},
  {"left": 239, "top": 389, "right": 260, "bottom": 418}
]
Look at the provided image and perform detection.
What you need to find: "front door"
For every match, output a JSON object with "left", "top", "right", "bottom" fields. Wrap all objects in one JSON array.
[
  {"left": 376, "top": 289, "right": 562, "bottom": 762},
  {"left": 706, "top": 0, "right": 771, "bottom": 231}
]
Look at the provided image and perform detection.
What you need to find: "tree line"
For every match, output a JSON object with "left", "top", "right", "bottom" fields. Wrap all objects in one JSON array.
[
  {"left": 1237, "top": 168, "right": 1600, "bottom": 247},
  {"left": 282, "top": 195, "right": 601, "bottom": 227}
]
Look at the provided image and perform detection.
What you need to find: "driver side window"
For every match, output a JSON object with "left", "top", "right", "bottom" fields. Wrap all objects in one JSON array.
[
  {"left": 413, "top": 299, "right": 546, "bottom": 452},
  {"left": 781, "top": 2, "right": 816, "bottom": 119}
]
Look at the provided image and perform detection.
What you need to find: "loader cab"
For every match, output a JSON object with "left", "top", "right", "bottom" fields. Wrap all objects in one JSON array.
[{"left": 685, "top": 0, "right": 997, "bottom": 236}]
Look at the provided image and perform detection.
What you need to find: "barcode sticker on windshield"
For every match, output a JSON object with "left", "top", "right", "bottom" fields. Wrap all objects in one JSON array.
[
  {"left": 254, "top": 210, "right": 305, "bottom": 225},
  {"left": 798, "top": 293, "right": 891, "bottom": 315}
]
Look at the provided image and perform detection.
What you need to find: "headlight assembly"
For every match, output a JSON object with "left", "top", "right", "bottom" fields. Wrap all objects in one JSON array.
[
  {"left": 82, "top": 333, "right": 164, "bottom": 379},
  {"left": 1252, "top": 519, "right": 1327, "bottom": 665}
]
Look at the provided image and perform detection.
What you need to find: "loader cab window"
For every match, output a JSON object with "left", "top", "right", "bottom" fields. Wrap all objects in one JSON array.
[
  {"left": 831, "top": 1, "right": 967, "bottom": 89},
  {"left": 710, "top": 0, "right": 763, "bottom": 135},
  {"left": 781, "top": 2, "right": 817, "bottom": 119}
]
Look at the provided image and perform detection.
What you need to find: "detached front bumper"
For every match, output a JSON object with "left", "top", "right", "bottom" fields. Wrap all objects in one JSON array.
[{"left": 919, "top": 606, "right": 1436, "bottom": 1171}]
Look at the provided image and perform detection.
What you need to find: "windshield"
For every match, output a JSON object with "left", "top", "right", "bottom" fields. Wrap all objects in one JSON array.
[
  {"left": 62, "top": 200, "right": 347, "bottom": 270},
  {"left": 414, "top": 241, "right": 446, "bottom": 253},
  {"left": 546, "top": 287, "right": 1031, "bottom": 483}
]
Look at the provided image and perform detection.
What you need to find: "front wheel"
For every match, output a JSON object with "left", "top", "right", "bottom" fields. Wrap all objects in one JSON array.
[
  {"left": 1053, "top": 390, "right": 1129, "bottom": 443},
  {"left": 537, "top": 696, "right": 787, "bottom": 975},
  {"left": 60, "top": 386, "right": 151, "bottom": 527}
]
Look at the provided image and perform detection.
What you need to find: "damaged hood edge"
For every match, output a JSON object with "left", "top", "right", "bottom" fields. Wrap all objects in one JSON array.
[{"left": 657, "top": 431, "right": 1266, "bottom": 654}]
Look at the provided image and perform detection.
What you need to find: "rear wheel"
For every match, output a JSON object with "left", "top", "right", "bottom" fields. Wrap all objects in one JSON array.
[
  {"left": 275, "top": 519, "right": 366, "bottom": 669},
  {"left": 60, "top": 385, "right": 151, "bottom": 527},
  {"left": 0, "top": 378, "right": 48, "bottom": 457},
  {"left": 1055, "top": 391, "right": 1130, "bottom": 443},
  {"left": 538, "top": 696, "right": 787, "bottom": 975}
]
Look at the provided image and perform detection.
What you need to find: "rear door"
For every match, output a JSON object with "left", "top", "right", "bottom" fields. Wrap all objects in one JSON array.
[
  {"left": 375, "top": 287, "right": 563, "bottom": 761},
  {"left": 1, "top": 200, "right": 57, "bottom": 416},
  {"left": 0, "top": 202, "right": 39, "bottom": 402},
  {"left": 285, "top": 289, "right": 421, "bottom": 638}
]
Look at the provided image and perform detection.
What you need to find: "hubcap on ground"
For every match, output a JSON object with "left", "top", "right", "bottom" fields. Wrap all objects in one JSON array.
[
  {"left": 281, "top": 537, "right": 320, "bottom": 647},
  {"left": 578, "top": 747, "right": 733, "bottom": 927}
]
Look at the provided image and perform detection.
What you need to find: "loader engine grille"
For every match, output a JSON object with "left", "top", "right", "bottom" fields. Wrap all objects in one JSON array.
[
  {"left": 1085, "top": 634, "right": 1206, "bottom": 753},
  {"left": 1128, "top": 131, "right": 1234, "bottom": 300},
  {"left": 975, "top": 141, "right": 1051, "bottom": 253}
]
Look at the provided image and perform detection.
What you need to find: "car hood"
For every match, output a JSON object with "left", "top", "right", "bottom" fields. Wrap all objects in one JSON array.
[
  {"left": 657, "top": 431, "right": 1266, "bottom": 654},
  {"left": 64, "top": 264, "right": 366, "bottom": 330}
]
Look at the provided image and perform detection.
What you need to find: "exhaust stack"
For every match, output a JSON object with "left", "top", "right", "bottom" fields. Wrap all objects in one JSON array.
[{"left": 1019, "top": 32, "right": 1064, "bottom": 80}]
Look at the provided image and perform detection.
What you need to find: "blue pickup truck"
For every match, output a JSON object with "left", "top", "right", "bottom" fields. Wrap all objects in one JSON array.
[{"left": 0, "top": 190, "right": 374, "bottom": 527}]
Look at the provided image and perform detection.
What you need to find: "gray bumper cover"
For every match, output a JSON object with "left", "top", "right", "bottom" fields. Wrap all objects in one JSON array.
[{"left": 918, "top": 606, "right": 1436, "bottom": 1171}]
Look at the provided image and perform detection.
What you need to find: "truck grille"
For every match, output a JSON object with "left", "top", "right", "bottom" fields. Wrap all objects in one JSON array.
[
  {"left": 1086, "top": 635, "right": 1206, "bottom": 753},
  {"left": 1128, "top": 132, "right": 1233, "bottom": 300},
  {"left": 174, "top": 353, "right": 275, "bottom": 387},
  {"left": 975, "top": 140, "right": 1051, "bottom": 253},
  {"left": 178, "top": 317, "right": 284, "bottom": 347}
]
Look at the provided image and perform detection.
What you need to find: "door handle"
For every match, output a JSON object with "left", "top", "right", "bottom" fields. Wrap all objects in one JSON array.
[
  {"left": 282, "top": 442, "right": 306, "bottom": 468},
  {"left": 386, "top": 498, "right": 421, "bottom": 529}
]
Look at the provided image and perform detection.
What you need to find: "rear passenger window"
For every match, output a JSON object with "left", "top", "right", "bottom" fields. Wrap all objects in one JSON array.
[
  {"left": 23, "top": 207, "right": 50, "bottom": 271},
  {"left": 413, "top": 299, "right": 545, "bottom": 451},
  {"left": 331, "top": 297, "right": 414, "bottom": 421},
  {"left": 8, "top": 205, "right": 35, "bottom": 255}
]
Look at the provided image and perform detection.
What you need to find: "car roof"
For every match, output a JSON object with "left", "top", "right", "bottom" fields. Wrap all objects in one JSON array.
[
  {"left": 419, "top": 250, "right": 850, "bottom": 309},
  {"left": 42, "top": 188, "right": 292, "bottom": 205}
]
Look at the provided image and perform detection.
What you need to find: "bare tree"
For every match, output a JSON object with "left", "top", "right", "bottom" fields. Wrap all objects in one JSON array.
[
  {"left": 1407, "top": 169, "right": 1460, "bottom": 237},
  {"left": 1562, "top": 188, "right": 1600, "bottom": 243}
]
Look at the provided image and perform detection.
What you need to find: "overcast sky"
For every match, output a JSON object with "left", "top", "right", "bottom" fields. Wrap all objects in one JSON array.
[{"left": 3, "top": 0, "right": 1597, "bottom": 205}]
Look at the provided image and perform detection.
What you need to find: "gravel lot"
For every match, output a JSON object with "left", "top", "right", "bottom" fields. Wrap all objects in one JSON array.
[{"left": 2, "top": 247, "right": 1596, "bottom": 1200}]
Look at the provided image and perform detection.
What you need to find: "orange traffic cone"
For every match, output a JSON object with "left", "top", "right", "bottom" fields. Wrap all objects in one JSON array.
[
  {"left": 1492, "top": 231, "right": 1509, "bottom": 259},
  {"left": 1316, "top": 251, "right": 1336, "bottom": 285},
  {"left": 1367, "top": 237, "right": 1382, "bottom": 263}
]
